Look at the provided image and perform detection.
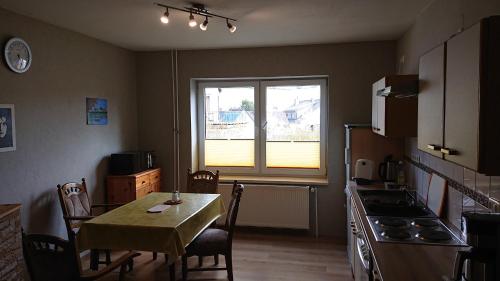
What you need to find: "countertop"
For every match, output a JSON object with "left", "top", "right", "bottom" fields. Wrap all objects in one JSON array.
[
  {"left": 348, "top": 182, "right": 463, "bottom": 281},
  {"left": 0, "top": 204, "right": 21, "bottom": 220}
]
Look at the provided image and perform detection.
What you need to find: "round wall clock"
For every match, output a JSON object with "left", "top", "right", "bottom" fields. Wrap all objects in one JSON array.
[{"left": 4, "top": 37, "right": 32, "bottom": 73}]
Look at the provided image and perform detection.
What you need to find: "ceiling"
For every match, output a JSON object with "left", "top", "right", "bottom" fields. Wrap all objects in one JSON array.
[{"left": 0, "top": 0, "right": 433, "bottom": 51}]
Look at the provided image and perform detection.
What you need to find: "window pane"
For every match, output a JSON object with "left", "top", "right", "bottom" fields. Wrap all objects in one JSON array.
[
  {"left": 204, "top": 86, "right": 255, "bottom": 167},
  {"left": 266, "top": 85, "right": 321, "bottom": 169}
]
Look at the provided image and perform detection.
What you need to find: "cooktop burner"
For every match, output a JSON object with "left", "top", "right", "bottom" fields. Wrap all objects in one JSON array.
[
  {"left": 375, "top": 218, "right": 408, "bottom": 228},
  {"left": 367, "top": 216, "right": 467, "bottom": 246},
  {"left": 416, "top": 229, "right": 452, "bottom": 242},
  {"left": 381, "top": 229, "right": 413, "bottom": 240},
  {"left": 412, "top": 218, "right": 439, "bottom": 228}
]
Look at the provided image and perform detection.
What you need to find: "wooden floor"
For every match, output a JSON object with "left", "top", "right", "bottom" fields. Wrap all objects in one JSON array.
[{"left": 93, "top": 232, "right": 353, "bottom": 281}]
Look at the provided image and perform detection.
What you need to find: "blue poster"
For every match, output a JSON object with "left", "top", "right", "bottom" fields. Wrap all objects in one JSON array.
[{"left": 86, "top": 98, "right": 108, "bottom": 125}]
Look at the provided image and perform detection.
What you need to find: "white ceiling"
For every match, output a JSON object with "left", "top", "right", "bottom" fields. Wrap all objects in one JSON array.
[{"left": 0, "top": 0, "right": 433, "bottom": 51}]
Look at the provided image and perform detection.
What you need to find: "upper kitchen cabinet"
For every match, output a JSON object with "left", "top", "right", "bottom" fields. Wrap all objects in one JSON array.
[
  {"left": 443, "top": 16, "right": 500, "bottom": 174},
  {"left": 372, "top": 75, "right": 418, "bottom": 137},
  {"left": 418, "top": 44, "right": 445, "bottom": 158}
]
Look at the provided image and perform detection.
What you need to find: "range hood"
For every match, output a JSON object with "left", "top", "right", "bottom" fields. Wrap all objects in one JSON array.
[{"left": 375, "top": 75, "right": 418, "bottom": 98}]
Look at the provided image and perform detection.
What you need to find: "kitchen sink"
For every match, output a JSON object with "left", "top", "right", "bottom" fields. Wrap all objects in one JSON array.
[{"left": 357, "top": 189, "right": 435, "bottom": 218}]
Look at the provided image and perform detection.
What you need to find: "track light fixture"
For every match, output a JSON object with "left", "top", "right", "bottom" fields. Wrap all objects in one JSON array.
[
  {"left": 160, "top": 8, "right": 169, "bottom": 24},
  {"left": 227, "top": 19, "right": 237, "bottom": 33},
  {"left": 200, "top": 16, "right": 209, "bottom": 31},
  {"left": 188, "top": 12, "right": 197, "bottom": 27},
  {"left": 154, "top": 2, "right": 237, "bottom": 33}
]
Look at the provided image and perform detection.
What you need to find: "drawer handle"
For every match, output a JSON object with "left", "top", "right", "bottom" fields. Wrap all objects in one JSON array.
[
  {"left": 142, "top": 181, "right": 146, "bottom": 184},
  {"left": 427, "top": 144, "right": 441, "bottom": 151},
  {"left": 441, "top": 148, "right": 458, "bottom": 155}
]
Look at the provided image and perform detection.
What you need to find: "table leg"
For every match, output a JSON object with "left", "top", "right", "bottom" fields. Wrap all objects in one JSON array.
[{"left": 169, "top": 261, "right": 176, "bottom": 281}]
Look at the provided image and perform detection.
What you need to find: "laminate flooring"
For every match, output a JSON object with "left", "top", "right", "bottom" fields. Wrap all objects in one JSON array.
[{"left": 91, "top": 232, "right": 353, "bottom": 281}]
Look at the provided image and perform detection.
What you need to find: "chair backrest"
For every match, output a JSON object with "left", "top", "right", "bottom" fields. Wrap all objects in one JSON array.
[
  {"left": 186, "top": 169, "right": 220, "bottom": 194},
  {"left": 57, "top": 178, "right": 91, "bottom": 232},
  {"left": 225, "top": 181, "right": 244, "bottom": 242},
  {"left": 22, "top": 231, "right": 81, "bottom": 281}
]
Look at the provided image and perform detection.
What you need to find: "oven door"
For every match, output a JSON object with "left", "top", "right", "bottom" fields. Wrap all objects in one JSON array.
[{"left": 354, "top": 232, "right": 371, "bottom": 281}]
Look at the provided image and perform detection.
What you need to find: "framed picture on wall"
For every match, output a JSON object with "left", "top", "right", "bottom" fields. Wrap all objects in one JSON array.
[
  {"left": 0, "top": 104, "right": 16, "bottom": 152},
  {"left": 86, "top": 98, "right": 108, "bottom": 125}
]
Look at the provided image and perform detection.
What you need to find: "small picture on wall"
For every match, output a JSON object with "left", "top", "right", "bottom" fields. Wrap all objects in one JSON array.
[
  {"left": 86, "top": 98, "right": 108, "bottom": 125},
  {"left": 0, "top": 104, "right": 16, "bottom": 152}
]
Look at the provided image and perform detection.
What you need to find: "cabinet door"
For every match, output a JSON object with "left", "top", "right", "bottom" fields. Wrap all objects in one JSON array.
[
  {"left": 444, "top": 23, "right": 481, "bottom": 169},
  {"left": 377, "top": 94, "right": 386, "bottom": 136},
  {"left": 372, "top": 83, "right": 379, "bottom": 133},
  {"left": 418, "top": 44, "right": 445, "bottom": 157}
]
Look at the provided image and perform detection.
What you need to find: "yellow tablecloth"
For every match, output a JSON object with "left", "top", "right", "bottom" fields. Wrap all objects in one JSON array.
[{"left": 77, "top": 193, "right": 225, "bottom": 258}]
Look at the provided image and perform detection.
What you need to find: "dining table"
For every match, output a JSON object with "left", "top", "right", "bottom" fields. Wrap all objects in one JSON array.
[{"left": 77, "top": 192, "right": 225, "bottom": 280}]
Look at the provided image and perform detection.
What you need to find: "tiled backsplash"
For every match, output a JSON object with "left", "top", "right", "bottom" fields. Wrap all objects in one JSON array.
[{"left": 404, "top": 138, "right": 499, "bottom": 230}]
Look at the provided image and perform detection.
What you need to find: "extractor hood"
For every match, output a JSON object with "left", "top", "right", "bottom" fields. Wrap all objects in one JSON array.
[{"left": 375, "top": 75, "right": 418, "bottom": 98}]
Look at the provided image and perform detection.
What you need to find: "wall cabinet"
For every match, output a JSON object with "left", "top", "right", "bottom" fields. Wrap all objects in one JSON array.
[
  {"left": 107, "top": 168, "right": 161, "bottom": 204},
  {"left": 372, "top": 76, "right": 418, "bottom": 137},
  {"left": 417, "top": 44, "right": 445, "bottom": 158},
  {"left": 418, "top": 16, "right": 500, "bottom": 175}
]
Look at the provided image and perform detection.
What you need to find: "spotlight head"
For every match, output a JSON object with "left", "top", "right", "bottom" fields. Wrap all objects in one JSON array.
[
  {"left": 189, "top": 13, "right": 197, "bottom": 27},
  {"left": 200, "top": 17, "right": 208, "bottom": 31},
  {"left": 227, "top": 19, "right": 237, "bottom": 33},
  {"left": 160, "top": 10, "right": 169, "bottom": 24}
]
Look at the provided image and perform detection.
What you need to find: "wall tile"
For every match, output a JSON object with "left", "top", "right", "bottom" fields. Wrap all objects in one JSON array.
[
  {"left": 490, "top": 176, "right": 500, "bottom": 203},
  {"left": 475, "top": 172, "right": 490, "bottom": 197},
  {"left": 446, "top": 187, "right": 463, "bottom": 229},
  {"left": 463, "top": 168, "right": 476, "bottom": 192},
  {"left": 451, "top": 164, "right": 464, "bottom": 185}
]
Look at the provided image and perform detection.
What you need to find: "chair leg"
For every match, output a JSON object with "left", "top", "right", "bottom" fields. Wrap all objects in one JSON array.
[
  {"left": 90, "top": 249, "right": 99, "bottom": 270},
  {"left": 119, "top": 263, "right": 127, "bottom": 281},
  {"left": 182, "top": 255, "right": 188, "bottom": 281},
  {"left": 105, "top": 250, "right": 111, "bottom": 265},
  {"left": 214, "top": 254, "right": 219, "bottom": 265},
  {"left": 169, "top": 260, "right": 176, "bottom": 281},
  {"left": 198, "top": 256, "right": 203, "bottom": 267},
  {"left": 153, "top": 252, "right": 158, "bottom": 260},
  {"left": 128, "top": 258, "right": 134, "bottom": 272},
  {"left": 226, "top": 253, "right": 233, "bottom": 281}
]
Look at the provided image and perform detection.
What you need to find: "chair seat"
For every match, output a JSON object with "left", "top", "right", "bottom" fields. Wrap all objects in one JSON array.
[{"left": 186, "top": 228, "right": 228, "bottom": 256}]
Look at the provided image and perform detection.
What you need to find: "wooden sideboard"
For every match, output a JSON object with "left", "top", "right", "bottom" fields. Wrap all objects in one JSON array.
[{"left": 107, "top": 168, "right": 161, "bottom": 204}]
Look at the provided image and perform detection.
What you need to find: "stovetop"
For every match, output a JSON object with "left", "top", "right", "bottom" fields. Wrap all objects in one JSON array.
[
  {"left": 358, "top": 189, "right": 435, "bottom": 217},
  {"left": 367, "top": 216, "right": 467, "bottom": 246}
]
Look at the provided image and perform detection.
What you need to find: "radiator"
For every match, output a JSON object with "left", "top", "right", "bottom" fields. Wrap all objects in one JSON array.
[{"left": 217, "top": 184, "right": 310, "bottom": 229}]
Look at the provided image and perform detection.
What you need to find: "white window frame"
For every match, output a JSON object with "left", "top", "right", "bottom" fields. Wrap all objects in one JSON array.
[
  {"left": 260, "top": 79, "right": 327, "bottom": 176},
  {"left": 198, "top": 81, "right": 260, "bottom": 175},
  {"left": 198, "top": 78, "right": 327, "bottom": 177}
]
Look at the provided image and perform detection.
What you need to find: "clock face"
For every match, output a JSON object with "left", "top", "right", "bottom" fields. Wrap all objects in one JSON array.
[{"left": 4, "top": 38, "right": 32, "bottom": 73}]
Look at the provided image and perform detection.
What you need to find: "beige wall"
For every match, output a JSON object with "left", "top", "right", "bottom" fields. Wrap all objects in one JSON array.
[
  {"left": 137, "top": 42, "right": 396, "bottom": 237},
  {"left": 0, "top": 8, "right": 138, "bottom": 237},
  {"left": 397, "top": 0, "right": 500, "bottom": 74}
]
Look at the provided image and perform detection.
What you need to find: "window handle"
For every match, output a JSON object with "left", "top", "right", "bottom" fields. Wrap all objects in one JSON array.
[{"left": 261, "top": 121, "right": 267, "bottom": 130}]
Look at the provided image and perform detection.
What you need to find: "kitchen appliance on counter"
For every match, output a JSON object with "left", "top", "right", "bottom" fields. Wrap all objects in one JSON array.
[
  {"left": 453, "top": 212, "right": 500, "bottom": 281},
  {"left": 109, "top": 151, "right": 155, "bottom": 175},
  {"left": 367, "top": 216, "right": 466, "bottom": 246},
  {"left": 378, "top": 155, "right": 399, "bottom": 182}
]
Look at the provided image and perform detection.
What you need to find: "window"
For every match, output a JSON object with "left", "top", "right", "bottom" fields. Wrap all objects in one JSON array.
[{"left": 198, "top": 78, "right": 327, "bottom": 176}]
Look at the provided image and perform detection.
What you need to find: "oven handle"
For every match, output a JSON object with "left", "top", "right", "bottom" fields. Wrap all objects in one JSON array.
[{"left": 356, "top": 234, "right": 371, "bottom": 271}]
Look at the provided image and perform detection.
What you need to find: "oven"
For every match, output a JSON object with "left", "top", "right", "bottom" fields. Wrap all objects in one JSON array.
[{"left": 353, "top": 210, "right": 372, "bottom": 281}]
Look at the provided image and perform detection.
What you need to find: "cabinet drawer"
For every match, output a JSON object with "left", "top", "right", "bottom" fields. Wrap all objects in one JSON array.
[
  {"left": 136, "top": 185, "right": 149, "bottom": 199},
  {"left": 136, "top": 175, "right": 150, "bottom": 189},
  {"left": 149, "top": 170, "right": 161, "bottom": 183}
]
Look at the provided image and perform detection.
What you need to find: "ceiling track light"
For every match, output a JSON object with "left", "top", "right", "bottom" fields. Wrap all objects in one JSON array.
[
  {"left": 226, "top": 19, "right": 237, "bottom": 33},
  {"left": 160, "top": 8, "right": 169, "bottom": 24},
  {"left": 154, "top": 2, "right": 237, "bottom": 32},
  {"left": 200, "top": 16, "right": 209, "bottom": 31}
]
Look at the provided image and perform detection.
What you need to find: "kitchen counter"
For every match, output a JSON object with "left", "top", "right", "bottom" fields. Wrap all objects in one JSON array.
[{"left": 348, "top": 182, "right": 462, "bottom": 281}]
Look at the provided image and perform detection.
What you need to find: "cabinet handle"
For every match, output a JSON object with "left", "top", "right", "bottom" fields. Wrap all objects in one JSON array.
[
  {"left": 441, "top": 148, "right": 458, "bottom": 155},
  {"left": 142, "top": 181, "right": 146, "bottom": 184},
  {"left": 427, "top": 144, "right": 441, "bottom": 151}
]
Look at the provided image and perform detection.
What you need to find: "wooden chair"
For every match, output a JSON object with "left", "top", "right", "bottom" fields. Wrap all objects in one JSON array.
[
  {"left": 186, "top": 169, "right": 220, "bottom": 266},
  {"left": 181, "top": 181, "right": 244, "bottom": 281},
  {"left": 22, "top": 230, "right": 139, "bottom": 281},
  {"left": 186, "top": 169, "right": 220, "bottom": 194},
  {"left": 57, "top": 178, "right": 123, "bottom": 270}
]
